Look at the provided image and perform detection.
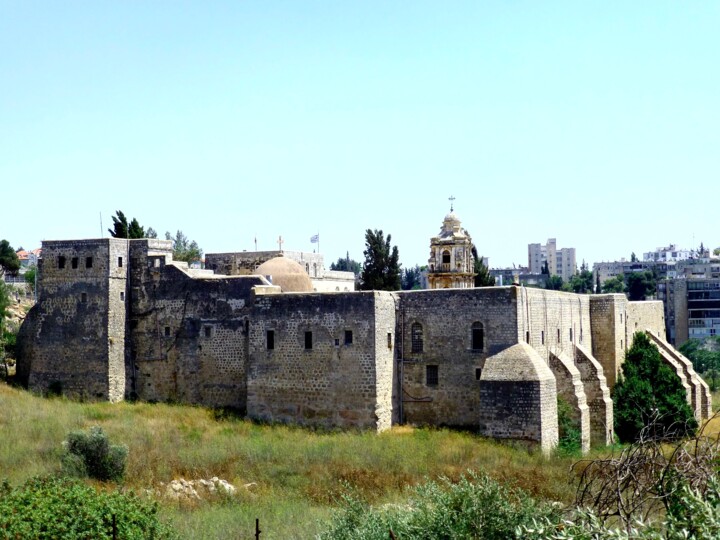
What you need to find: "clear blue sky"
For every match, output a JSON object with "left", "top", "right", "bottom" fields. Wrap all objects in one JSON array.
[{"left": 2, "top": 2, "right": 718, "bottom": 270}]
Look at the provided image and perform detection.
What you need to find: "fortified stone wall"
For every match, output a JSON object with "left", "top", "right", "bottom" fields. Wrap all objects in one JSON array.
[
  {"left": 589, "top": 294, "right": 627, "bottom": 387},
  {"left": 246, "top": 291, "right": 394, "bottom": 431},
  {"left": 519, "top": 287, "right": 593, "bottom": 363},
  {"left": 128, "top": 240, "right": 263, "bottom": 410},
  {"left": 626, "top": 301, "right": 666, "bottom": 344},
  {"left": 18, "top": 239, "right": 127, "bottom": 401},
  {"left": 397, "top": 287, "right": 519, "bottom": 427}
]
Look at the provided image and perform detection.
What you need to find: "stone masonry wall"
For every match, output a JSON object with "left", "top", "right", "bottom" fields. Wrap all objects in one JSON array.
[
  {"left": 398, "top": 287, "right": 519, "bottom": 427},
  {"left": 129, "top": 240, "right": 261, "bottom": 409},
  {"left": 20, "top": 239, "right": 125, "bottom": 400},
  {"left": 590, "top": 294, "right": 627, "bottom": 388},
  {"left": 626, "top": 301, "right": 666, "bottom": 346},
  {"left": 246, "top": 291, "right": 389, "bottom": 430}
]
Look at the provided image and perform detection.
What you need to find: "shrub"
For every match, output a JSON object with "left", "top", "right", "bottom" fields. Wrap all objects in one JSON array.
[
  {"left": 62, "top": 426, "right": 128, "bottom": 482},
  {"left": 0, "top": 476, "right": 176, "bottom": 539},
  {"left": 318, "top": 470, "right": 559, "bottom": 539},
  {"left": 557, "top": 397, "right": 582, "bottom": 455}
]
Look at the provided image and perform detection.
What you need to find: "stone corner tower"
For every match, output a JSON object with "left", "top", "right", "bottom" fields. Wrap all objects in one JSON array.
[{"left": 427, "top": 203, "right": 475, "bottom": 289}]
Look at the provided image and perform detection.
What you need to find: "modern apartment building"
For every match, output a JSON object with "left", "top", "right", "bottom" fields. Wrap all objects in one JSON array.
[{"left": 528, "top": 238, "right": 576, "bottom": 282}]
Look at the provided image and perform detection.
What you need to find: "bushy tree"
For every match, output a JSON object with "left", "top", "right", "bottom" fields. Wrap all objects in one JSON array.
[
  {"left": 545, "top": 275, "right": 564, "bottom": 291},
  {"left": 679, "top": 337, "right": 720, "bottom": 390},
  {"left": 566, "top": 270, "right": 594, "bottom": 294},
  {"left": 613, "top": 332, "right": 697, "bottom": 443},
  {"left": 602, "top": 275, "right": 625, "bottom": 293},
  {"left": 165, "top": 230, "right": 203, "bottom": 264},
  {"left": 330, "top": 252, "right": 361, "bottom": 274},
  {"left": 359, "top": 229, "right": 401, "bottom": 291},
  {"left": 471, "top": 246, "right": 495, "bottom": 287},
  {"left": 401, "top": 264, "right": 423, "bottom": 290},
  {"left": 626, "top": 271, "right": 656, "bottom": 301},
  {"left": 108, "top": 210, "right": 148, "bottom": 239},
  {"left": 0, "top": 240, "right": 20, "bottom": 277}
]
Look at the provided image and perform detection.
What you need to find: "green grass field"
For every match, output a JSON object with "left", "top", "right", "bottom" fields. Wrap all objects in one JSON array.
[{"left": 0, "top": 383, "right": 589, "bottom": 539}]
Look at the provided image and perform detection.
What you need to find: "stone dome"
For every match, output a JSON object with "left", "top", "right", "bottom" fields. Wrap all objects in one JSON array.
[{"left": 254, "top": 256, "right": 313, "bottom": 292}]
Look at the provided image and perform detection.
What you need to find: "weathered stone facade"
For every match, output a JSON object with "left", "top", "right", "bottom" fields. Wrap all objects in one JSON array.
[{"left": 17, "top": 238, "right": 712, "bottom": 453}]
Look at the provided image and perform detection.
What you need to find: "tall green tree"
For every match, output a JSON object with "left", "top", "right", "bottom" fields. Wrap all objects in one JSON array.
[
  {"left": 545, "top": 275, "right": 564, "bottom": 291},
  {"left": 330, "top": 252, "right": 361, "bottom": 274},
  {"left": 359, "top": 229, "right": 401, "bottom": 291},
  {"left": 566, "top": 269, "right": 594, "bottom": 293},
  {"left": 165, "top": 230, "right": 203, "bottom": 264},
  {"left": 626, "top": 271, "right": 656, "bottom": 301},
  {"left": 471, "top": 247, "right": 495, "bottom": 287},
  {"left": 108, "top": 210, "right": 148, "bottom": 239},
  {"left": 401, "top": 265, "right": 423, "bottom": 290},
  {"left": 613, "top": 332, "right": 697, "bottom": 442},
  {"left": 0, "top": 240, "right": 20, "bottom": 277}
]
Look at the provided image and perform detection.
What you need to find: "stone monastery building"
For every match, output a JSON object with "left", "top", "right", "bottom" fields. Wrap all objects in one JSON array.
[{"left": 17, "top": 211, "right": 711, "bottom": 453}]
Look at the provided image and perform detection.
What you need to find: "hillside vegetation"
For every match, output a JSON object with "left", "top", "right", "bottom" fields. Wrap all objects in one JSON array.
[{"left": 0, "top": 383, "right": 580, "bottom": 539}]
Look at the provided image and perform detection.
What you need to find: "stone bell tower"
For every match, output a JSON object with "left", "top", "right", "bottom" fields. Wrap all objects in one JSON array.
[{"left": 427, "top": 198, "right": 476, "bottom": 289}]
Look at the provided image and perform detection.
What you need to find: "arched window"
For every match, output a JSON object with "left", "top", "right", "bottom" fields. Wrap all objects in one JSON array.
[
  {"left": 411, "top": 322, "right": 424, "bottom": 353},
  {"left": 442, "top": 250, "right": 451, "bottom": 264},
  {"left": 471, "top": 322, "right": 484, "bottom": 351}
]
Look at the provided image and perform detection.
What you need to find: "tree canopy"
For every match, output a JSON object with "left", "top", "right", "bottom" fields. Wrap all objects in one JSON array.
[
  {"left": 401, "top": 265, "right": 423, "bottom": 290},
  {"left": 359, "top": 229, "right": 401, "bottom": 291},
  {"left": 0, "top": 240, "right": 20, "bottom": 277},
  {"left": 565, "top": 269, "right": 594, "bottom": 293},
  {"left": 108, "top": 211, "right": 149, "bottom": 239},
  {"left": 329, "top": 253, "right": 361, "bottom": 274},
  {"left": 626, "top": 271, "right": 656, "bottom": 301},
  {"left": 601, "top": 275, "right": 625, "bottom": 294},
  {"left": 165, "top": 230, "right": 203, "bottom": 264},
  {"left": 613, "top": 332, "right": 697, "bottom": 443},
  {"left": 471, "top": 246, "right": 495, "bottom": 287},
  {"left": 544, "top": 275, "right": 564, "bottom": 291}
]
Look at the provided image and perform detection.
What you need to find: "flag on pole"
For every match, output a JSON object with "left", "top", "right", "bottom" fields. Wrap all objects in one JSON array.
[{"left": 310, "top": 234, "right": 319, "bottom": 243}]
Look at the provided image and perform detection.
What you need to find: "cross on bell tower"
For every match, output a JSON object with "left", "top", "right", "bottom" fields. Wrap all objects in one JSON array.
[
  {"left": 277, "top": 236, "right": 284, "bottom": 251},
  {"left": 449, "top": 195, "right": 455, "bottom": 212}
]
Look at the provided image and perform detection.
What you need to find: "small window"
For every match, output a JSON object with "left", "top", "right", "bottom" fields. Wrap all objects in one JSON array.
[
  {"left": 305, "top": 331, "right": 313, "bottom": 350},
  {"left": 541, "top": 330, "right": 545, "bottom": 345},
  {"left": 526, "top": 331, "right": 530, "bottom": 343},
  {"left": 267, "top": 330, "right": 275, "bottom": 350},
  {"left": 411, "top": 323, "right": 423, "bottom": 353},
  {"left": 442, "top": 250, "right": 451, "bottom": 264},
  {"left": 387, "top": 332, "right": 392, "bottom": 349},
  {"left": 204, "top": 326, "right": 212, "bottom": 338},
  {"left": 59, "top": 256, "right": 66, "bottom": 269},
  {"left": 569, "top": 328, "right": 573, "bottom": 342},
  {"left": 475, "top": 367, "right": 482, "bottom": 380},
  {"left": 580, "top": 328, "right": 583, "bottom": 343},
  {"left": 471, "top": 322, "right": 484, "bottom": 351},
  {"left": 80, "top": 292, "right": 87, "bottom": 303},
  {"left": 557, "top": 328, "right": 560, "bottom": 342},
  {"left": 71, "top": 257, "right": 78, "bottom": 269},
  {"left": 120, "top": 292, "right": 125, "bottom": 302},
  {"left": 334, "top": 338, "right": 340, "bottom": 347},
  {"left": 344, "top": 330, "right": 353, "bottom": 345},
  {"left": 164, "top": 326, "right": 170, "bottom": 337},
  {"left": 85, "top": 257, "right": 93, "bottom": 268},
  {"left": 245, "top": 319, "right": 249, "bottom": 333},
  {"left": 426, "top": 365, "right": 439, "bottom": 386},
  {"left": 118, "top": 257, "right": 123, "bottom": 267}
]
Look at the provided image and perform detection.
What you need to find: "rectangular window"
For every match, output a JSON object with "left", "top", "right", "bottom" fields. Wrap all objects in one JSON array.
[
  {"left": 267, "top": 330, "right": 275, "bottom": 350},
  {"left": 80, "top": 292, "right": 87, "bottom": 303},
  {"left": 387, "top": 332, "right": 392, "bottom": 349},
  {"left": 164, "top": 326, "right": 170, "bottom": 337},
  {"left": 471, "top": 328, "right": 484, "bottom": 350},
  {"left": 120, "top": 292, "right": 125, "bottom": 302},
  {"left": 344, "top": 330, "right": 353, "bottom": 345},
  {"left": 426, "top": 365, "right": 439, "bottom": 386},
  {"left": 557, "top": 328, "right": 560, "bottom": 342},
  {"left": 85, "top": 257, "right": 93, "bottom": 268},
  {"left": 475, "top": 367, "right": 482, "bottom": 381},
  {"left": 334, "top": 338, "right": 340, "bottom": 347},
  {"left": 541, "top": 331, "right": 545, "bottom": 345},
  {"left": 118, "top": 257, "right": 123, "bottom": 267},
  {"left": 71, "top": 257, "right": 78, "bottom": 269},
  {"left": 569, "top": 328, "right": 573, "bottom": 342},
  {"left": 204, "top": 326, "right": 212, "bottom": 338},
  {"left": 526, "top": 331, "right": 530, "bottom": 343},
  {"left": 59, "top": 256, "right": 66, "bottom": 269},
  {"left": 305, "top": 331, "right": 313, "bottom": 350}
]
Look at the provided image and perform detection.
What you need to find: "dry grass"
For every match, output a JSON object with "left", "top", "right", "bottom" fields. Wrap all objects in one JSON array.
[{"left": 0, "top": 383, "right": 583, "bottom": 538}]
